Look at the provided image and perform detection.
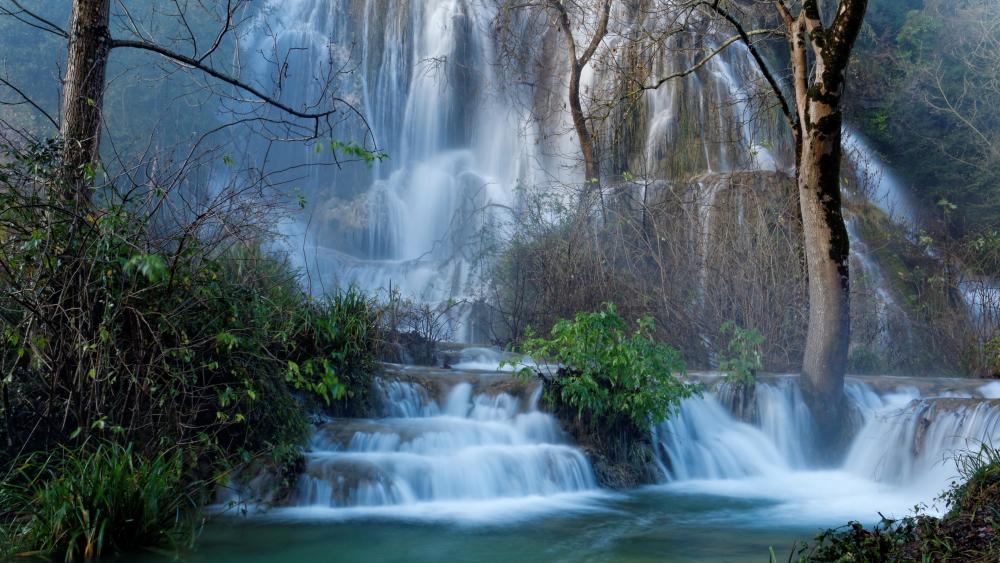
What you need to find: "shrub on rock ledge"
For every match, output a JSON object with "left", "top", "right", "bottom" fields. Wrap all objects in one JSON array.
[{"left": 506, "top": 303, "right": 699, "bottom": 487}]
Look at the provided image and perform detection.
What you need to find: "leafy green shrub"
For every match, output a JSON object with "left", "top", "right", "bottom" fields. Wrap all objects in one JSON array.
[
  {"left": 508, "top": 303, "right": 697, "bottom": 429},
  {"left": 990, "top": 337, "right": 1000, "bottom": 378},
  {"left": 718, "top": 321, "right": 764, "bottom": 385},
  {"left": 0, "top": 140, "right": 383, "bottom": 491},
  {"left": 281, "top": 287, "right": 384, "bottom": 415},
  {"left": 942, "top": 442, "right": 1000, "bottom": 517},
  {"left": 798, "top": 517, "right": 918, "bottom": 563},
  {"left": 0, "top": 441, "right": 199, "bottom": 561}
]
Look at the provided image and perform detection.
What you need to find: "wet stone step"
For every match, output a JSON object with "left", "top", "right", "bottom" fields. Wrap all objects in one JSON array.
[{"left": 295, "top": 444, "right": 595, "bottom": 507}]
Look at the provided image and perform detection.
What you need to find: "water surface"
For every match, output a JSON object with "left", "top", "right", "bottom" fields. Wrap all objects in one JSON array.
[{"left": 143, "top": 489, "right": 825, "bottom": 562}]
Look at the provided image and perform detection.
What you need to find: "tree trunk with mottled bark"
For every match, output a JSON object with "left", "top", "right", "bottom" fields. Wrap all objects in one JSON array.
[
  {"left": 779, "top": 0, "right": 867, "bottom": 442},
  {"left": 60, "top": 0, "right": 112, "bottom": 207}
]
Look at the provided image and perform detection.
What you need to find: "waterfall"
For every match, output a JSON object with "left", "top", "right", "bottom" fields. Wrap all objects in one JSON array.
[
  {"left": 253, "top": 0, "right": 534, "bottom": 327},
  {"left": 652, "top": 374, "right": 1000, "bottom": 521},
  {"left": 238, "top": 363, "right": 1000, "bottom": 529},
  {"left": 226, "top": 2, "right": 1000, "bottom": 525},
  {"left": 842, "top": 131, "right": 920, "bottom": 228},
  {"left": 285, "top": 368, "right": 596, "bottom": 520},
  {"left": 241, "top": 0, "right": 973, "bottom": 352},
  {"left": 246, "top": 1, "right": 802, "bottom": 329}
]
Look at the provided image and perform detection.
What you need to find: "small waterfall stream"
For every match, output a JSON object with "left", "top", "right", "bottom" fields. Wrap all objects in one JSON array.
[
  {"left": 262, "top": 358, "right": 1000, "bottom": 528},
  {"left": 286, "top": 366, "right": 597, "bottom": 519},
  {"left": 655, "top": 374, "right": 1000, "bottom": 521}
]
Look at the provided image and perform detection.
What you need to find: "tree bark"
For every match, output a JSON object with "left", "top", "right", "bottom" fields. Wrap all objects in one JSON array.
[
  {"left": 705, "top": 0, "right": 866, "bottom": 441},
  {"left": 548, "top": 0, "right": 612, "bottom": 204},
  {"left": 785, "top": 0, "right": 866, "bottom": 440},
  {"left": 60, "top": 0, "right": 112, "bottom": 206},
  {"left": 568, "top": 63, "right": 601, "bottom": 190},
  {"left": 796, "top": 96, "right": 851, "bottom": 431}
]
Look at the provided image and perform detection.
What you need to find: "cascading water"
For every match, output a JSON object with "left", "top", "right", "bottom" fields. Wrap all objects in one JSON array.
[
  {"left": 652, "top": 373, "right": 1000, "bottom": 523},
  {"left": 284, "top": 366, "right": 597, "bottom": 520},
  {"left": 255, "top": 0, "right": 536, "bottom": 334},
  {"left": 842, "top": 131, "right": 920, "bottom": 228},
  {"left": 243, "top": 361, "right": 1000, "bottom": 533},
  {"left": 247, "top": 0, "right": 957, "bottom": 352},
  {"left": 205, "top": 4, "right": 1000, "bottom": 557}
]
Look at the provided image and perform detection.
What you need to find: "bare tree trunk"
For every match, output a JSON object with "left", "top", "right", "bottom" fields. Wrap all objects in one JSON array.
[
  {"left": 60, "top": 0, "right": 112, "bottom": 205},
  {"left": 781, "top": 0, "right": 866, "bottom": 441},
  {"left": 797, "top": 103, "right": 851, "bottom": 430},
  {"left": 548, "top": 0, "right": 612, "bottom": 206},
  {"left": 699, "top": 0, "right": 866, "bottom": 442},
  {"left": 568, "top": 64, "right": 601, "bottom": 190}
]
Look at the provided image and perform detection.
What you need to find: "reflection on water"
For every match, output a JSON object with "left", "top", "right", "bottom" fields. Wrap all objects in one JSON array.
[{"left": 135, "top": 489, "right": 818, "bottom": 563}]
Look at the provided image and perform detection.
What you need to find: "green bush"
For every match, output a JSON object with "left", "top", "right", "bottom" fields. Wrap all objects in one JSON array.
[
  {"left": 0, "top": 140, "right": 385, "bottom": 532},
  {"left": 0, "top": 441, "right": 199, "bottom": 561},
  {"left": 508, "top": 303, "right": 697, "bottom": 429},
  {"left": 989, "top": 337, "right": 1000, "bottom": 378},
  {"left": 718, "top": 321, "right": 764, "bottom": 385},
  {"left": 281, "top": 287, "right": 384, "bottom": 416}
]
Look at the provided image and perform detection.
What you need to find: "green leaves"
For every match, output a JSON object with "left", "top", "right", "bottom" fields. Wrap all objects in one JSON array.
[
  {"left": 718, "top": 321, "right": 764, "bottom": 386},
  {"left": 0, "top": 442, "right": 198, "bottom": 560},
  {"left": 508, "top": 303, "right": 697, "bottom": 429},
  {"left": 123, "top": 253, "right": 168, "bottom": 283},
  {"left": 214, "top": 331, "right": 239, "bottom": 352},
  {"left": 279, "top": 286, "right": 381, "bottom": 408},
  {"left": 328, "top": 140, "right": 387, "bottom": 165}
]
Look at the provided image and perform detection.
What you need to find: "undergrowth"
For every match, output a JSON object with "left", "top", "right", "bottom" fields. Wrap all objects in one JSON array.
[
  {"left": 507, "top": 303, "right": 698, "bottom": 430},
  {"left": 787, "top": 443, "right": 1000, "bottom": 562},
  {"left": 0, "top": 441, "right": 199, "bottom": 561},
  {"left": 0, "top": 140, "right": 385, "bottom": 559}
]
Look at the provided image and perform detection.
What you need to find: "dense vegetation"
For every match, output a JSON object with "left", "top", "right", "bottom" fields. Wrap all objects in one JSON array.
[
  {"left": 793, "top": 444, "right": 1000, "bottom": 562},
  {"left": 1, "top": 442, "right": 197, "bottom": 560},
  {"left": 508, "top": 304, "right": 699, "bottom": 487},
  {"left": 849, "top": 0, "right": 1000, "bottom": 240},
  {"left": 0, "top": 140, "right": 387, "bottom": 559}
]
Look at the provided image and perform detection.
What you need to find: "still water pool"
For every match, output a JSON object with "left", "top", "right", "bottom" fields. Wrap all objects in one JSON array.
[{"left": 134, "top": 488, "right": 857, "bottom": 562}]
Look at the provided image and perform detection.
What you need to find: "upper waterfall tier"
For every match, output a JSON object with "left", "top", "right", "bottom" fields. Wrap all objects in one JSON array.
[{"left": 254, "top": 1, "right": 797, "bottom": 301}]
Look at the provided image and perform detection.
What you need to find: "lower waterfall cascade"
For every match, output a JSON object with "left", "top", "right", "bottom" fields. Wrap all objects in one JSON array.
[
  {"left": 236, "top": 356, "right": 1000, "bottom": 528},
  {"left": 292, "top": 370, "right": 596, "bottom": 517}
]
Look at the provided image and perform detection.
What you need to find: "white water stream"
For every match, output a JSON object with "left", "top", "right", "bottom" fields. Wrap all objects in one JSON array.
[
  {"left": 227, "top": 0, "right": 1000, "bottom": 548},
  {"left": 250, "top": 355, "right": 1000, "bottom": 530}
]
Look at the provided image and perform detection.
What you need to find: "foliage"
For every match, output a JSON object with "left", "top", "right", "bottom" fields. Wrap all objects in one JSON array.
[
  {"left": 942, "top": 442, "right": 1000, "bottom": 517},
  {"left": 0, "top": 441, "right": 199, "bottom": 561},
  {"left": 801, "top": 517, "right": 919, "bottom": 563},
  {"left": 507, "top": 303, "right": 697, "bottom": 429},
  {"left": 790, "top": 443, "right": 1000, "bottom": 562},
  {"left": 848, "top": 1, "right": 1000, "bottom": 235},
  {"left": 988, "top": 337, "right": 1000, "bottom": 379},
  {"left": 282, "top": 287, "right": 384, "bottom": 414},
  {"left": 847, "top": 202, "right": 995, "bottom": 377},
  {"left": 0, "top": 140, "right": 382, "bottom": 509},
  {"left": 718, "top": 321, "right": 764, "bottom": 386}
]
